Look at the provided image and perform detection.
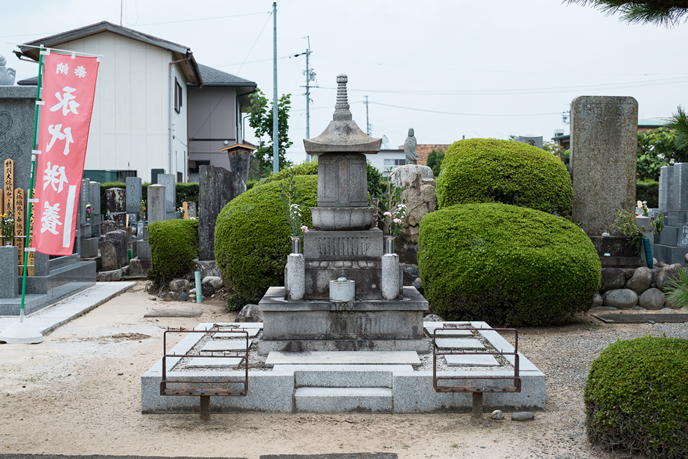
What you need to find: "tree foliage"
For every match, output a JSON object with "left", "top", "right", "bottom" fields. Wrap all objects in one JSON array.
[
  {"left": 247, "top": 89, "right": 293, "bottom": 177},
  {"left": 668, "top": 105, "right": 688, "bottom": 149},
  {"left": 636, "top": 127, "right": 688, "bottom": 180},
  {"left": 426, "top": 149, "right": 446, "bottom": 176},
  {"left": 565, "top": 0, "right": 688, "bottom": 27}
]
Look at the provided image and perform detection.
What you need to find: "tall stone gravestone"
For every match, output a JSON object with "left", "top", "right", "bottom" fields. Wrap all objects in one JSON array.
[
  {"left": 157, "top": 174, "right": 177, "bottom": 220},
  {"left": 89, "top": 181, "right": 101, "bottom": 237},
  {"left": 79, "top": 178, "right": 98, "bottom": 258},
  {"left": 147, "top": 184, "right": 166, "bottom": 224},
  {"left": 106, "top": 188, "right": 127, "bottom": 227},
  {"left": 126, "top": 177, "right": 142, "bottom": 218},
  {"left": 198, "top": 165, "right": 246, "bottom": 260},
  {"left": 570, "top": 96, "right": 638, "bottom": 236}
]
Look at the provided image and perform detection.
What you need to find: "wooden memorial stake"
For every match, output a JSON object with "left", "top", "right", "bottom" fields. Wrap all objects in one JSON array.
[
  {"left": 182, "top": 201, "right": 189, "bottom": 219},
  {"left": 27, "top": 194, "right": 35, "bottom": 276},
  {"left": 14, "top": 188, "right": 25, "bottom": 276},
  {"left": 3, "top": 159, "right": 13, "bottom": 245}
]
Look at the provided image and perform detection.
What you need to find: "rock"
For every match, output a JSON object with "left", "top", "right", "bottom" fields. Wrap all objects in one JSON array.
[
  {"left": 169, "top": 278, "right": 190, "bottom": 292},
  {"left": 591, "top": 293, "right": 603, "bottom": 307},
  {"left": 661, "top": 307, "right": 673, "bottom": 311},
  {"left": 653, "top": 257, "right": 659, "bottom": 266},
  {"left": 630, "top": 306, "right": 647, "bottom": 311},
  {"left": 603, "top": 289, "right": 638, "bottom": 308},
  {"left": 98, "top": 241, "right": 119, "bottom": 271},
  {"left": 626, "top": 267, "right": 653, "bottom": 294},
  {"left": 622, "top": 268, "right": 636, "bottom": 280},
  {"left": 202, "top": 276, "right": 224, "bottom": 289},
  {"left": 400, "top": 263, "right": 420, "bottom": 285},
  {"left": 189, "top": 288, "right": 196, "bottom": 295},
  {"left": 423, "top": 314, "right": 444, "bottom": 322},
  {"left": 195, "top": 260, "right": 221, "bottom": 279},
  {"left": 638, "top": 288, "right": 665, "bottom": 310},
  {"left": 655, "top": 265, "right": 685, "bottom": 291},
  {"left": 655, "top": 261, "right": 667, "bottom": 269},
  {"left": 177, "top": 290, "right": 187, "bottom": 302},
  {"left": 489, "top": 410, "right": 503, "bottom": 420},
  {"left": 600, "top": 268, "right": 625, "bottom": 292},
  {"left": 96, "top": 269, "right": 121, "bottom": 282},
  {"left": 511, "top": 412, "right": 535, "bottom": 421},
  {"left": 236, "top": 304, "right": 264, "bottom": 322},
  {"left": 162, "top": 292, "right": 176, "bottom": 302},
  {"left": 412, "top": 277, "right": 424, "bottom": 294}
]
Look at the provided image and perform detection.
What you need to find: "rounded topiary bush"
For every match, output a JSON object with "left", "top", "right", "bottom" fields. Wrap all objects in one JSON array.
[
  {"left": 585, "top": 336, "right": 688, "bottom": 458},
  {"left": 148, "top": 219, "right": 198, "bottom": 283},
  {"left": 418, "top": 203, "right": 600, "bottom": 326},
  {"left": 214, "top": 175, "right": 318, "bottom": 302},
  {"left": 253, "top": 160, "right": 319, "bottom": 188},
  {"left": 436, "top": 138, "right": 573, "bottom": 215}
]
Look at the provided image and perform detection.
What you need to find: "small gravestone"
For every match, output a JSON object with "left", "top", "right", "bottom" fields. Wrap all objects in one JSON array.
[
  {"left": 104, "top": 230, "right": 128, "bottom": 267},
  {"left": 150, "top": 168, "right": 165, "bottom": 185},
  {"left": 157, "top": 174, "right": 176, "bottom": 219},
  {"left": 99, "top": 241, "right": 119, "bottom": 271},
  {"left": 126, "top": 177, "right": 142, "bottom": 214},
  {"left": 187, "top": 201, "right": 197, "bottom": 219},
  {"left": 198, "top": 165, "right": 246, "bottom": 260},
  {"left": 106, "top": 188, "right": 127, "bottom": 227},
  {"left": 101, "top": 220, "right": 116, "bottom": 235},
  {"left": 89, "top": 181, "right": 102, "bottom": 237}
]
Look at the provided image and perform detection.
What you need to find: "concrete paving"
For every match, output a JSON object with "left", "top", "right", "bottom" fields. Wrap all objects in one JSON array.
[
  {"left": 202, "top": 339, "right": 253, "bottom": 351},
  {"left": 0, "top": 282, "right": 135, "bottom": 337},
  {"left": 445, "top": 354, "right": 501, "bottom": 366},
  {"left": 186, "top": 357, "right": 245, "bottom": 368}
]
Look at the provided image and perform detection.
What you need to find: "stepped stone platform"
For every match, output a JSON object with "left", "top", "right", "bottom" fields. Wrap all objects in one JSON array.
[{"left": 141, "top": 321, "right": 545, "bottom": 414}]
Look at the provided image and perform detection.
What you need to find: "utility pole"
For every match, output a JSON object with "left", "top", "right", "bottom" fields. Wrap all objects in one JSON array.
[
  {"left": 365, "top": 95, "right": 370, "bottom": 136},
  {"left": 294, "top": 37, "right": 315, "bottom": 161},
  {"left": 272, "top": 2, "right": 279, "bottom": 174}
]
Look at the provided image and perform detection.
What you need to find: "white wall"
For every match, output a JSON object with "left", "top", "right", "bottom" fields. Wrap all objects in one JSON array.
[
  {"left": 57, "top": 31, "right": 185, "bottom": 182},
  {"left": 365, "top": 150, "right": 406, "bottom": 176}
]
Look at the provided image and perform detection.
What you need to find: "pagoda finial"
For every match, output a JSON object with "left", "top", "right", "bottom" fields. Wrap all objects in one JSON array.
[{"left": 333, "top": 74, "right": 352, "bottom": 121}]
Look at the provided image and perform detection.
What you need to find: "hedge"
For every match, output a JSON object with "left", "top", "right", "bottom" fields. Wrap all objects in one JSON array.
[
  {"left": 418, "top": 202, "right": 600, "bottom": 326},
  {"left": 585, "top": 336, "right": 688, "bottom": 458},
  {"left": 636, "top": 180, "right": 659, "bottom": 208},
  {"left": 436, "top": 138, "right": 573, "bottom": 216},
  {"left": 148, "top": 219, "right": 198, "bottom": 283},
  {"left": 214, "top": 175, "right": 318, "bottom": 302}
]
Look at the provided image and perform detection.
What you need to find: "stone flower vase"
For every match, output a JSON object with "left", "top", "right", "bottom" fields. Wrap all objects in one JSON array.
[
  {"left": 291, "top": 236, "right": 302, "bottom": 254},
  {"left": 384, "top": 236, "right": 395, "bottom": 254}
]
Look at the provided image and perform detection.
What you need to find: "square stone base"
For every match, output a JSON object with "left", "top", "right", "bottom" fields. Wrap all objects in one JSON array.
[{"left": 258, "top": 286, "right": 428, "bottom": 355}]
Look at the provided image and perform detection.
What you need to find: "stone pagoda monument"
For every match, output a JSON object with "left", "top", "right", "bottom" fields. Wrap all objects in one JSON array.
[{"left": 258, "top": 75, "right": 428, "bottom": 354}]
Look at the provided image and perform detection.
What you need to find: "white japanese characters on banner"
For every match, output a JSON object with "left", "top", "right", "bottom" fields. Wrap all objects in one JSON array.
[{"left": 32, "top": 52, "right": 99, "bottom": 256}]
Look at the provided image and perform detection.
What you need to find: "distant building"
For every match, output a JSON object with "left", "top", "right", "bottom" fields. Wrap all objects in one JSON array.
[
  {"left": 552, "top": 118, "right": 673, "bottom": 151},
  {"left": 16, "top": 21, "right": 256, "bottom": 183},
  {"left": 397, "top": 144, "right": 451, "bottom": 166},
  {"left": 365, "top": 149, "right": 406, "bottom": 177}
]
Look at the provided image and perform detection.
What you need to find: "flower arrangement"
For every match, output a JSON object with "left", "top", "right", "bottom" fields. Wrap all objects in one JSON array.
[
  {"left": 85, "top": 202, "right": 93, "bottom": 219},
  {"left": 636, "top": 200, "right": 650, "bottom": 217},
  {"left": 379, "top": 171, "right": 407, "bottom": 238},
  {"left": 1, "top": 208, "right": 15, "bottom": 241},
  {"left": 139, "top": 199, "right": 146, "bottom": 221},
  {"left": 177, "top": 206, "right": 185, "bottom": 219},
  {"left": 279, "top": 171, "right": 308, "bottom": 237}
]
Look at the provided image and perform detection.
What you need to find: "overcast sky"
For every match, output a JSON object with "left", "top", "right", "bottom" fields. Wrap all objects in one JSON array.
[{"left": 2, "top": 0, "right": 688, "bottom": 164}]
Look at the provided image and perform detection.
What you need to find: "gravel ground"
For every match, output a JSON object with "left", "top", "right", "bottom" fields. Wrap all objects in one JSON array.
[{"left": 2, "top": 284, "right": 687, "bottom": 459}]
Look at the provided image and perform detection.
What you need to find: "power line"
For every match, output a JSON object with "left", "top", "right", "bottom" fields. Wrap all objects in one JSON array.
[{"left": 369, "top": 102, "right": 562, "bottom": 117}]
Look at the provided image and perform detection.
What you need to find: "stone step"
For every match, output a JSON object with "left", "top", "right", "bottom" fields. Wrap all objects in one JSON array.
[
  {"left": 265, "top": 351, "right": 421, "bottom": 367},
  {"left": 295, "top": 387, "right": 393, "bottom": 413},
  {"left": 274, "top": 364, "right": 414, "bottom": 388}
]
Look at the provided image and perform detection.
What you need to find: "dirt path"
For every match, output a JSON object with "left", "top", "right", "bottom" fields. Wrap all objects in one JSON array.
[{"left": 1, "top": 282, "right": 663, "bottom": 458}]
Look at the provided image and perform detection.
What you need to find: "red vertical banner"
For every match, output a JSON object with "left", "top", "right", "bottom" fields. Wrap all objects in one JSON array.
[{"left": 33, "top": 52, "right": 99, "bottom": 256}]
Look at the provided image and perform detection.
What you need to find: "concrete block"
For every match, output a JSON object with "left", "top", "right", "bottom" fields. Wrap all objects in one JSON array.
[
  {"left": 97, "top": 269, "right": 121, "bottom": 282},
  {"left": 295, "top": 387, "right": 393, "bottom": 413},
  {"left": 186, "top": 357, "right": 245, "bottom": 368},
  {"left": 137, "top": 240, "right": 151, "bottom": 260},
  {"left": 660, "top": 226, "right": 679, "bottom": 246},
  {"left": 445, "top": 355, "right": 500, "bottom": 366},
  {"left": 202, "top": 340, "right": 252, "bottom": 352},
  {"left": 80, "top": 237, "right": 98, "bottom": 258},
  {"left": 288, "top": 365, "right": 410, "bottom": 388},
  {"left": 304, "top": 229, "right": 383, "bottom": 260},
  {"left": 0, "top": 245, "right": 18, "bottom": 298}
]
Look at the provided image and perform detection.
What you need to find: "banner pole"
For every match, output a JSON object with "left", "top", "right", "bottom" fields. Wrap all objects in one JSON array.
[{"left": 19, "top": 48, "right": 44, "bottom": 323}]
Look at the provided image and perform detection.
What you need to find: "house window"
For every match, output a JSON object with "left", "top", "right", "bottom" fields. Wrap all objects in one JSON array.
[
  {"left": 384, "top": 159, "right": 406, "bottom": 166},
  {"left": 174, "top": 79, "right": 182, "bottom": 113}
]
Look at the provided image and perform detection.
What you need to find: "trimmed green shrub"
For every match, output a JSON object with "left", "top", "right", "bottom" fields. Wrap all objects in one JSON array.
[
  {"left": 418, "top": 203, "right": 600, "bottom": 326},
  {"left": 585, "top": 336, "right": 688, "bottom": 458},
  {"left": 148, "top": 219, "right": 198, "bottom": 283},
  {"left": 636, "top": 180, "right": 659, "bottom": 208},
  {"left": 436, "top": 138, "right": 573, "bottom": 216},
  {"left": 214, "top": 175, "right": 318, "bottom": 302}
]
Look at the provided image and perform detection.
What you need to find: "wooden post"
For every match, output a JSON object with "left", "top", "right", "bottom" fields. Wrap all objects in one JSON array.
[
  {"left": 3, "top": 159, "right": 13, "bottom": 246},
  {"left": 14, "top": 188, "right": 25, "bottom": 276},
  {"left": 182, "top": 201, "right": 189, "bottom": 219},
  {"left": 27, "top": 194, "right": 34, "bottom": 276}
]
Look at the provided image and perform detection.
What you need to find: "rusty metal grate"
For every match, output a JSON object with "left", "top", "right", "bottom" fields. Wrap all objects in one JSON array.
[
  {"left": 160, "top": 327, "right": 249, "bottom": 420},
  {"left": 432, "top": 327, "right": 521, "bottom": 418}
]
